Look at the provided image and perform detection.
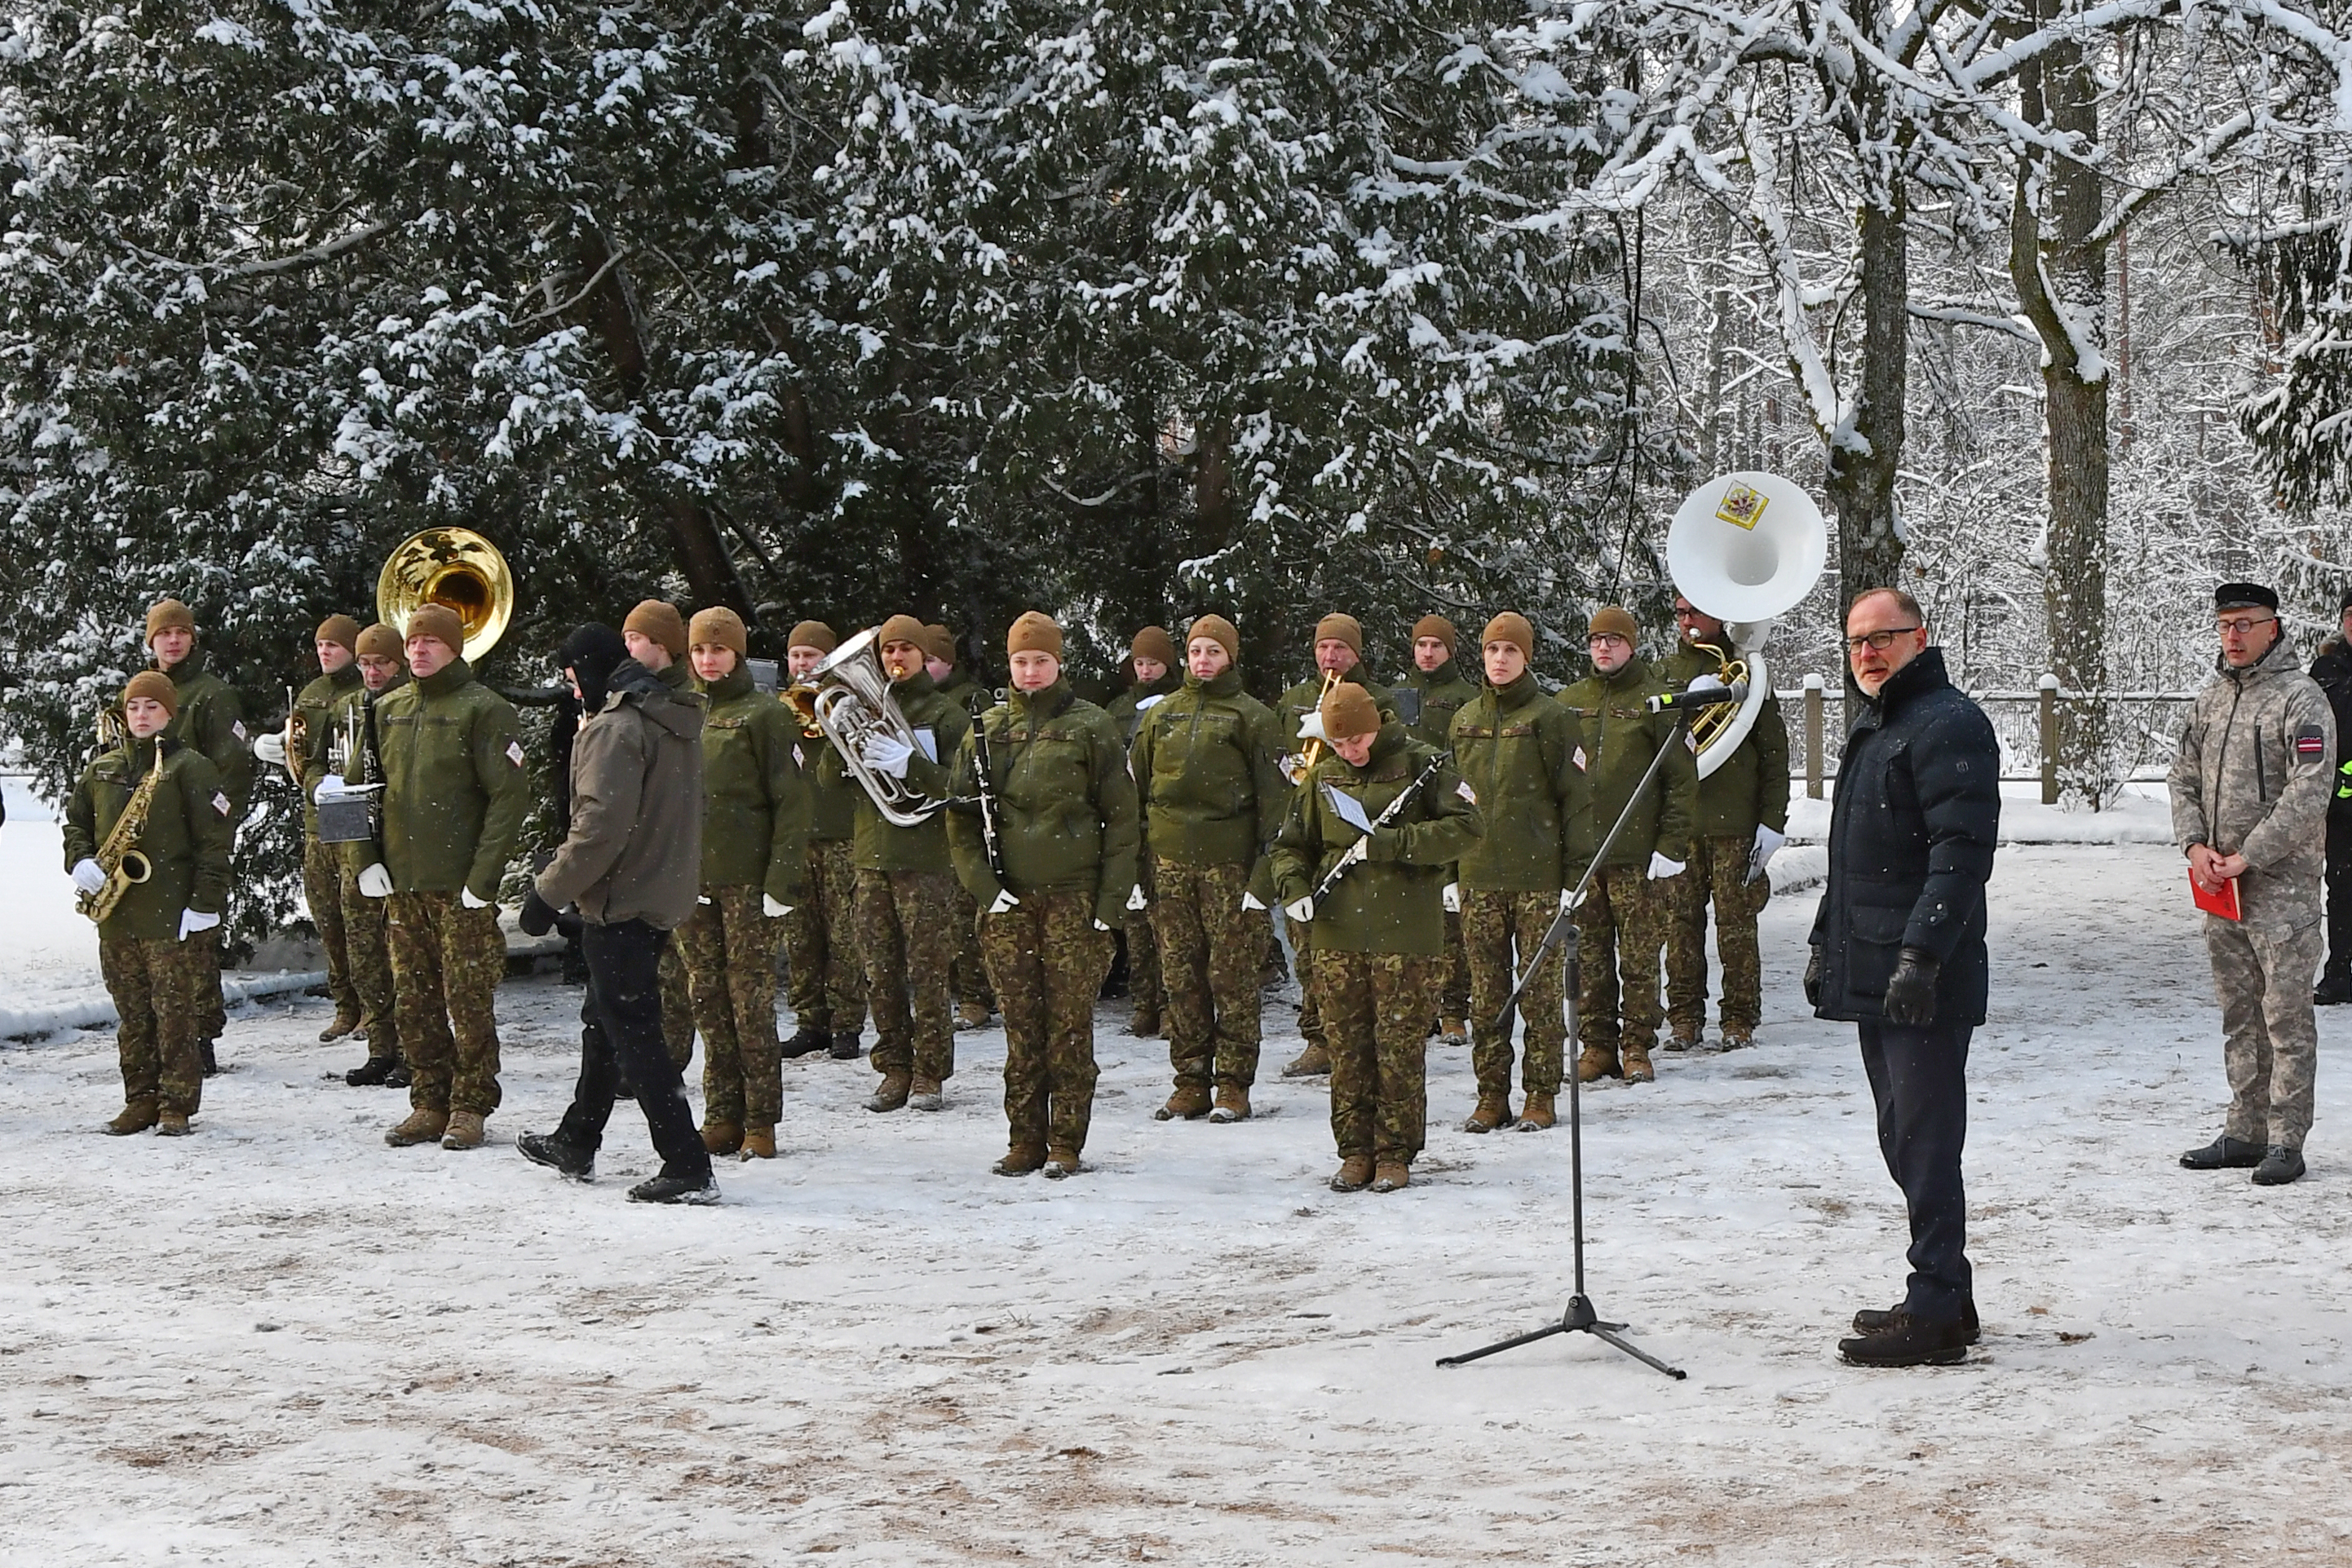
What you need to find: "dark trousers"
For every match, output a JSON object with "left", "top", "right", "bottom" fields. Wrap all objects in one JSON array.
[
  {"left": 1856, "top": 1020, "right": 1973, "bottom": 1320},
  {"left": 555, "top": 920, "right": 710, "bottom": 1181},
  {"left": 2326, "top": 821, "right": 2352, "bottom": 976}
]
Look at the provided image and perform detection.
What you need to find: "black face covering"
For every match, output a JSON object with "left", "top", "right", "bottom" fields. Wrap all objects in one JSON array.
[{"left": 559, "top": 624, "right": 630, "bottom": 713}]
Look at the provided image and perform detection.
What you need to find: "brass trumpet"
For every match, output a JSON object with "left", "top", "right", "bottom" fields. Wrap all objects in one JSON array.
[{"left": 1286, "top": 666, "right": 1344, "bottom": 784}]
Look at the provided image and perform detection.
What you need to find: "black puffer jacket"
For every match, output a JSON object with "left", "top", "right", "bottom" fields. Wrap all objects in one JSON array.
[
  {"left": 1809, "top": 648, "right": 2001, "bottom": 1026},
  {"left": 2308, "top": 633, "right": 2352, "bottom": 822}
]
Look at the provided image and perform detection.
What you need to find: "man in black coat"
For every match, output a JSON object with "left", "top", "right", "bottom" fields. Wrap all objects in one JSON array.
[
  {"left": 2306, "top": 588, "right": 2352, "bottom": 1005},
  {"left": 1807, "top": 587, "right": 2001, "bottom": 1367}
]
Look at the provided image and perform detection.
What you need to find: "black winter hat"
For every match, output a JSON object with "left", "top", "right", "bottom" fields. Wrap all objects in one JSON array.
[
  {"left": 2337, "top": 585, "right": 2352, "bottom": 614},
  {"left": 2214, "top": 582, "right": 2279, "bottom": 614},
  {"left": 559, "top": 623, "right": 630, "bottom": 713}
]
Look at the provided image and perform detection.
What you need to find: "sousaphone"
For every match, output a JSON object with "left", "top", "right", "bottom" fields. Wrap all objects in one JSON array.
[
  {"left": 376, "top": 527, "right": 515, "bottom": 661},
  {"left": 1665, "top": 472, "right": 1827, "bottom": 779}
]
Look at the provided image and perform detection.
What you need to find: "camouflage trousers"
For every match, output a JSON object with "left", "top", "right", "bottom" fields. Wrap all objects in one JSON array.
[
  {"left": 1573, "top": 867, "right": 1675, "bottom": 1054},
  {"left": 1148, "top": 861, "right": 1262, "bottom": 1092},
  {"left": 340, "top": 866, "right": 401, "bottom": 1064},
  {"left": 659, "top": 939, "right": 694, "bottom": 1071},
  {"left": 101, "top": 933, "right": 204, "bottom": 1116},
  {"left": 855, "top": 868, "right": 958, "bottom": 1082},
  {"left": 303, "top": 831, "right": 356, "bottom": 1019},
  {"left": 1667, "top": 834, "right": 1771, "bottom": 1036},
  {"left": 1125, "top": 849, "right": 1163, "bottom": 1021},
  {"left": 1462, "top": 890, "right": 1568, "bottom": 1097},
  {"left": 787, "top": 840, "right": 868, "bottom": 1034},
  {"left": 681, "top": 887, "right": 785, "bottom": 1126},
  {"left": 1289, "top": 914, "right": 1325, "bottom": 1051},
  {"left": 192, "top": 923, "right": 226, "bottom": 1043},
  {"left": 387, "top": 892, "right": 505, "bottom": 1116},
  {"left": 1318, "top": 949, "right": 1441, "bottom": 1162},
  {"left": 1439, "top": 908, "right": 1470, "bottom": 1023},
  {"left": 982, "top": 889, "right": 1114, "bottom": 1155},
  {"left": 952, "top": 881, "right": 993, "bottom": 1010},
  {"left": 2206, "top": 912, "right": 2323, "bottom": 1151}
]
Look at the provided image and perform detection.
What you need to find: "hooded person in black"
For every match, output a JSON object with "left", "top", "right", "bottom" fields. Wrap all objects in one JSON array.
[{"left": 2306, "top": 588, "right": 2352, "bottom": 1005}]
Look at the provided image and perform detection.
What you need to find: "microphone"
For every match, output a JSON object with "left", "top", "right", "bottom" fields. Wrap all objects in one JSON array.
[{"left": 1647, "top": 679, "right": 1749, "bottom": 715}]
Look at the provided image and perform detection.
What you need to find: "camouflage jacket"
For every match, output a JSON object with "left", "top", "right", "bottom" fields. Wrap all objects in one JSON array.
[
  {"left": 2169, "top": 634, "right": 2335, "bottom": 930},
  {"left": 1450, "top": 672, "right": 1589, "bottom": 892}
]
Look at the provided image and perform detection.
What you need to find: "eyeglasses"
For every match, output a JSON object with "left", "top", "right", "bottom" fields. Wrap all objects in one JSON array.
[
  {"left": 1589, "top": 634, "right": 1629, "bottom": 649},
  {"left": 2216, "top": 616, "right": 2276, "bottom": 636},
  {"left": 1843, "top": 628, "right": 1921, "bottom": 654}
]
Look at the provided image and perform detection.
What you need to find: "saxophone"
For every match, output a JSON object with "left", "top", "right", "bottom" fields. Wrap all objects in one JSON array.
[{"left": 78, "top": 717, "right": 164, "bottom": 924}]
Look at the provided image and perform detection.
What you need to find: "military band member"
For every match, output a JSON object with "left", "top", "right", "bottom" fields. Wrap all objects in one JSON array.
[
  {"left": 1557, "top": 606, "right": 1699, "bottom": 1086},
  {"left": 852, "top": 613, "right": 972, "bottom": 1113},
  {"left": 144, "top": 598, "right": 253, "bottom": 1076},
  {"left": 681, "top": 606, "right": 809, "bottom": 1160},
  {"left": 1130, "top": 614, "right": 1288, "bottom": 1123},
  {"left": 334, "top": 624, "right": 410, "bottom": 1085},
  {"left": 624, "top": 599, "right": 700, "bottom": 1075},
  {"left": 1107, "top": 625, "right": 1182, "bottom": 1037},
  {"left": 1402, "top": 614, "right": 1480, "bottom": 1041},
  {"left": 65, "top": 673, "right": 234, "bottom": 1135},
  {"left": 925, "top": 621, "right": 995, "bottom": 1031},
  {"left": 1451, "top": 613, "right": 1589, "bottom": 1132},
  {"left": 256, "top": 616, "right": 365, "bottom": 1042},
  {"left": 360, "top": 603, "right": 529, "bottom": 1151},
  {"left": 1662, "top": 594, "right": 1790, "bottom": 1051},
  {"left": 948, "top": 612, "right": 1140, "bottom": 1178},
  {"left": 1272, "top": 683, "right": 1481, "bottom": 1192},
  {"left": 780, "top": 621, "right": 870, "bottom": 1061}
]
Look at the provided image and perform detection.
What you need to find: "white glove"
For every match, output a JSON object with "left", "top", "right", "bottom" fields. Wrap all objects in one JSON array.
[
  {"left": 178, "top": 908, "right": 220, "bottom": 941},
  {"left": 71, "top": 858, "right": 107, "bottom": 894},
  {"left": 862, "top": 732, "right": 914, "bottom": 779},
  {"left": 1285, "top": 896, "right": 1315, "bottom": 923},
  {"left": 1560, "top": 886, "right": 1580, "bottom": 912},
  {"left": 1297, "top": 710, "right": 1326, "bottom": 742},
  {"left": 1646, "top": 851, "right": 1686, "bottom": 881},
  {"left": 254, "top": 730, "right": 287, "bottom": 766},
  {"left": 358, "top": 863, "right": 393, "bottom": 899},
  {"left": 1752, "top": 824, "right": 1787, "bottom": 866},
  {"left": 763, "top": 894, "right": 792, "bottom": 918},
  {"left": 314, "top": 773, "right": 348, "bottom": 799},
  {"left": 1094, "top": 918, "right": 1112, "bottom": 932},
  {"left": 1241, "top": 891, "right": 1267, "bottom": 912},
  {"left": 988, "top": 889, "right": 1020, "bottom": 915},
  {"left": 1442, "top": 881, "right": 1461, "bottom": 913},
  {"left": 1126, "top": 884, "right": 1148, "bottom": 912},
  {"left": 461, "top": 886, "right": 491, "bottom": 910}
]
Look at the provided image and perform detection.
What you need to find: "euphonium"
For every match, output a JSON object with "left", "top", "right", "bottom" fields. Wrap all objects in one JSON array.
[
  {"left": 780, "top": 681, "right": 825, "bottom": 740},
  {"left": 806, "top": 627, "right": 942, "bottom": 827},
  {"left": 376, "top": 527, "right": 515, "bottom": 660},
  {"left": 78, "top": 712, "right": 162, "bottom": 925}
]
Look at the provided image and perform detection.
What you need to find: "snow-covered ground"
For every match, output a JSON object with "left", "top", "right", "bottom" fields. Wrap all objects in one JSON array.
[{"left": 2, "top": 839, "right": 2349, "bottom": 1565}]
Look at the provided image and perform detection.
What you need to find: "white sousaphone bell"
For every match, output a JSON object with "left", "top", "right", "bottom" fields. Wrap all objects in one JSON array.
[{"left": 1665, "top": 471, "right": 1828, "bottom": 780}]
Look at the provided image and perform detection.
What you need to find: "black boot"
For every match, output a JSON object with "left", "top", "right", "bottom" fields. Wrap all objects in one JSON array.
[
  {"left": 344, "top": 1056, "right": 397, "bottom": 1088},
  {"left": 629, "top": 1170, "right": 718, "bottom": 1204},
  {"left": 2316, "top": 969, "right": 2352, "bottom": 1006},
  {"left": 198, "top": 1039, "right": 220, "bottom": 1077},
  {"left": 383, "top": 1059, "right": 412, "bottom": 1089},
  {"left": 1854, "top": 1299, "right": 1979, "bottom": 1345},
  {"left": 1838, "top": 1310, "right": 1971, "bottom": 1367},
  {"left": 516, "top": 1131, "right": 595, "bottom": 1181},
  {"left": 829, "top": 1031, "right": 862, "bottom": 1060},
  {"left": 2253, "top": 1144, "right": 2306, "bottom": 1186},
  {"left": 780, "top": 1023, "right": 831, "bottom": 1059},
  {"left": 2181, "top": 1134, "right": 2265, "bottom": 1170}
]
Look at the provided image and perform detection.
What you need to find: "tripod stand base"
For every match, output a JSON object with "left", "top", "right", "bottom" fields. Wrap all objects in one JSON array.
[{"left": 1436, "top": 1295, "right": 1687, "bottom": 1380}]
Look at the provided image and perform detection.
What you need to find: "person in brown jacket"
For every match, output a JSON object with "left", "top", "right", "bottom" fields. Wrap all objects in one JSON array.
[{"left": 516, "top": 624, "right": 716, "bottom": 1204}]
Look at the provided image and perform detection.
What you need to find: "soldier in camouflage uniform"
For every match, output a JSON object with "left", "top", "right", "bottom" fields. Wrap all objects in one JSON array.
[
  {"left": 64, "top": 672, "right": 236, "bottom": 1135},
  {"left": 1272, "top": 682, "right": 1481, "bottom": 1191},
  {"left": 851, "top": 614, "right": 973, "bottom": 1112},
  {"left": 780, "top": 621, "right": 870, "bottom": 1060},
  {"left": 1400, "top": 614, "right": 1481, "bottom": 1040},
  {"left": 1130, "top": 614, "right": 1289, "bottom": 1122},
  {"left": 255, "top": 615, "right": 365, "bottom": 1041},
  {"left": 333, "top": 625, "right": 410, "bottom": 1085},
  {"left": 1450, "top": 613, "right": 1589, "bottom": 1133},
  {"left": 1556, "top": 606, "right": 1698, "bottom": 1086},
  {"left": 2173, "top": 582, "right": 2336, "bottom": 1187},
  {"left": 1661, "top": 595, "right": 1791, "bottom": 1051},
  {"left": 925, "top": 622, "right": 997, "bottom": 1031},
  {"left": 144, "top": 598, "right": 254, "bottom": 1075},
  {"left": 1106, "top": 625, "right": 1182, "bottom": 1036},
  {"left": 679, "top": 607, "right": 810, "bottom": 1159},
  {"left": 949, "top": 611, "right": 1139, "bottom": 1177},
  {"left": 354, "top": 603, "right": 529, "bottom": 1152}
]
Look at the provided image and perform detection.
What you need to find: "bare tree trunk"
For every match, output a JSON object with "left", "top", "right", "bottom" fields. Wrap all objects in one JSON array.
[
  {"left": 1701, "top": 204, "right": 1733, "bottom": 473},
  {"left": 1825, "top": 187, "right": 1910, "bottom": 603}
]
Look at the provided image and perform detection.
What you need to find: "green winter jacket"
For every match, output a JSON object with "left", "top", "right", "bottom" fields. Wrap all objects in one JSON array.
[
  {"left": 948, "top": 678, "right": 1141, "bottom": 929},
  {"left": 849, "top": 669, "right": 970, "bottom": 875},
  {"left": 1129, "top": 667, "right": 1289, "bottom": 877},
  {"left": 1556, "top": 660, "right": 1699, "bottom": 868},
  {"left": 1399, "top": 659, "right": 1479, "bottom": 750},
  {"left": 364, "top": 657, "right": 530, "bottom": 900},
  {"left": 159, "top": 647, "right": 254, "bottom": 821},
  {"left": 697, "top": 665, "right": 811, "bottom": 901},
  {"left": 296, "top": 663, "right": 365, "bottom": 828},
  {"left": 325, "top": 671, "right": 407, "bottom": 791},
  {"left": 63, "top": 735, "right": 234, "bottom": 943},
  {"left": 1660, "top": 643, "right": 1791, "bottom": 840},
  {"left": 1276, "top": 666, "right": 1402, "bottom": 761},
  {"left": 807, "top": 741, "right": 861, "bottom": 842},
  {"left": 1450, "top": 672, "right": 1590, "bottom": 891},
  {"left": 1268, "top": 722, "right": 1483, "bottom": 956},
  {"left": 1106, "top": 669, "right": 1183, "bottom": 744}
]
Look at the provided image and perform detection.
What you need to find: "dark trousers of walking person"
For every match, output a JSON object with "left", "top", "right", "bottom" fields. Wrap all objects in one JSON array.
[
  {"left": 1858, "top": 1020, "right": 1973, "bottom": 1320},
  {"left": 555, "top": 919, "right": 711, "bottom": 1180}
]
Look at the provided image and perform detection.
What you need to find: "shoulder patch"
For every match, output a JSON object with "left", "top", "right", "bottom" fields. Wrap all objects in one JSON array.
[
  {"left": 231, "top": 720, "right": 247, "bottom": 742},
  {"left": 212, "top": 790, "right": 232, "bottom": 817},
  {"left": 2297, "top": 723, "right": 2327, "bottom": 759},
  {"left": 1457, "top": 780, "right": 1476, "bottom": 805},
  {"left": 506, "top": 740, "right": 526, "bottom": 767},
  {"left": 1573, "top": 746, "right": 1587, "bottom": 771}
]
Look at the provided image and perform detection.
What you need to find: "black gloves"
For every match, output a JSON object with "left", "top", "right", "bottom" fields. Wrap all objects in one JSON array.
[
  {"left": 1882, "top": 947, "right": 1941, "bottom": 1027},
  {"left": 519, "top": 886, "right": 559, "bottom": 939},
  {"left": 1803, "top": 947, "right": 1822, "bottom": 1009}
]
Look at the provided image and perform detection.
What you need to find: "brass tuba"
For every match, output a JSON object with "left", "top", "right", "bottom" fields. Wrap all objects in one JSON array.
[
  {"left": 806, "top": 626, "right": 942, "bottom": 827},
  {"left": 1665, "top": 471, "right": 1828, "bottom": 778},
  {"left": 376, "top": 527, "right": 515, "bottom": 661}
]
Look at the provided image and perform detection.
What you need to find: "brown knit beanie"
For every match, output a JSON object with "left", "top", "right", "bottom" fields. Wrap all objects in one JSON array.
[
  {"left": 1314, "top": 613, "right": 1364, "bottom": 656},
  {"left": 1130, "top": 625, "right": 1178, "bottom": 669},
  {"left": 406, "top": 603, "right": 466, "bottom": 651},
  {"left": 1187, "top": 614, "right": 1240, "bottom": 663},
  {"left": 316, "top": 615, "right": 361, "bottom": 652},
  {"left": 1320, "top": 682, "right": 1381, "bottom": 742},
  {"left": 625, "top": 598, "right": 688, "bottom": 660},
  {"left": 787, "top": 620, "right": 838, "bottom": 656},
  {"left": 921, "top": 623, "right": 956, "bottom": 664},
  {"left": 1412, "top": 614, "right": 1457, "bottom": 654},
  {"left": 1483, "top": 612, "right": 1536, "bottom": 660},
  {"left": 1589, "top": 606, "right": 1639, "bottom": 644},
  {"left": 356, "top": 622, "right": 405, "bottom": 661},
  {"left": 145, "top": 598, "right": 197, "bottom": 645},
  {"left": 688, "top": 606, "right": 748, "bottom": 659},
  {"left": 878, "top": 613, "right": 929, "bottom": 651},
  {"left": 123, "top": 670, "right": 178, "bottom": 715},
  {"left": 1007, "top": 611, "right": 1063, "bottom": 659}
]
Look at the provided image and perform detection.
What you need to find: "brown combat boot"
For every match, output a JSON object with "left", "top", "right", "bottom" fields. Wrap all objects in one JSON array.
[
  {"left": 105, "top": 1098, "right": 159, "bottom": 1136},
  {"left": 956, "top": 1001, "right": 991, "bottom": 1031},
  {"left": 1664, "top": 1030, "right": 1701, "bottom": 1053},
  {"left": 1719, "top": 1023, "right": 1754, "bottom": 1051},
  {"left": 156, "top": 1111, "right": 192, "bottom": 1137},
  {"left": 701, "top": 1119, "right": 743, "bottom": 1156},
  {"left": 1283, "top": 1043, "right": 1331, "bottom": 1078},
  {"left": 1208, "top": 1085, "right": 1251, "bottom": 1123},
  {"left": 993, "top": 1145, "right": 1046, "bottom": 1177},
  {"left": 1439, "top": 1017, "right": 1468, "bottom": 1042},
  {"left": 866, "top": 1071, "right": 912, "bottom": 1113},
  {"left": 1329, "top": 1155, "right": 1374, "bottom": 1192},
  {"left": 1621, "top": 1041, "right": 1656, "bottom": 1084},
  {"left": 1576, "top": 1045, "right": 1622, "bottom": 1084},
  {"left": 1371, "top": 1159, "right": 1411, "bottom": 1193},
  {"left": 909, "top": 1076, "right": 945, "bottom": 1111},
  {"left": 1042, "top": 1148, "right": 1081, "bottom": 1180},
  {"left": 740, "top": 1126, "right": 777, "bottom": 1159},
  {"left": 441, "top": 1110, "right": 487, "bottom": 1150},
  {"left": 1155, "top": 1084, "right": 1212, "bottom": 1121},
  {"left": 386, "top": 1107, "right": 449, "bottom": 1146},
  {"left": 1518, "top": 1091, "right": 1557, "bottom": 1130},
  {"left": 1463, "top": 1091, "right": 1513, "bottom": 1133},
  {"left": 318, "top": 1008, "right": 362, "bottom": 1044}
]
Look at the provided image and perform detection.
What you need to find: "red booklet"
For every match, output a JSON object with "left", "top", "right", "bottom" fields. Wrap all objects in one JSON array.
[{"left": 2190, "top": 872, "right": 2242, "bottom": 921}]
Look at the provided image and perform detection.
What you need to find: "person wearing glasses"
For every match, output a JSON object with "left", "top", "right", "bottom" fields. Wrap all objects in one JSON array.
[
  {"left": 2171, "top": 582, "right": 2334, "bottom": 1191},
  {"left": 1807, "top": 587, "right": 1999, "bottom": 1369}
]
